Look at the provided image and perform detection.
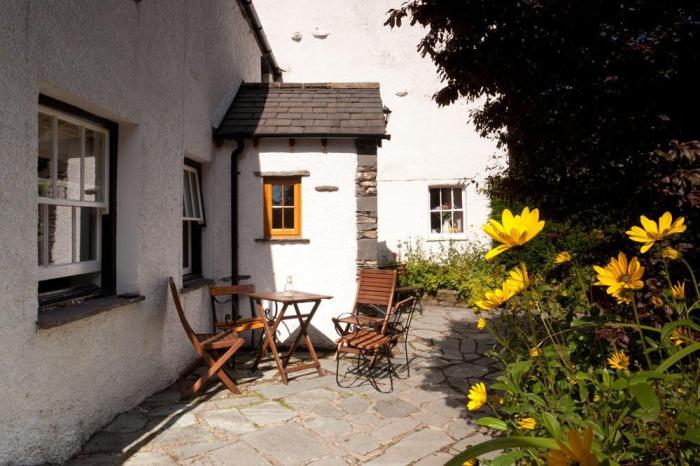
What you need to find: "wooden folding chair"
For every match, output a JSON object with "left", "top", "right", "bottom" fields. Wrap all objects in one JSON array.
[
  {"left": 209, "top": 284, "right": 266, "bottom": 335},
  {"left": 335, "top": 295, "right": 415, "bottom": 392},
  {"left": 168, "top": 277, "right": 244, "bottom": 399},
  {"left": 332, "top": 268, "right": 397, "bottom": 341}
]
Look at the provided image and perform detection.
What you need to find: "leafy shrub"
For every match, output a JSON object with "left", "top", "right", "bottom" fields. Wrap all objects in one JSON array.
[{"left": 452, "top": 208, "right": 700, "bottom": 466}]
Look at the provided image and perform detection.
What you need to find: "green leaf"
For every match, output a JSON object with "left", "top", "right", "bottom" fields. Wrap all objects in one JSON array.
[
  {"left": 683, "top": 428, "right": 700, "bottom": 445},
  {"left": 629, "top": 382, "right": 660, "bottom": 421},
  {"left": 476, "top": 416, "right": 508, "bottom": 431},
  {"left": 541, "top": 412, "right": 562, "bottom": 439},
  {"left": 657, "top": 343, "right": 700, "bottom": 373},
  {"left": 445, "top": 437, "right": 560, "bottom": 466},
  {"left": 507, "top": 360, "right": 533, "bottom": 386},
  {"left": 628, "top": 371, "right": 665, "bottom": 385},
  {"left": 490, "top": 451, "right": 525, "bottom": 466},
  {"left": 611, "top": 378, "right": 628, "bottom": 390},
  {"left": 660, "top": 319, "right": 700, "bottom": 342}
]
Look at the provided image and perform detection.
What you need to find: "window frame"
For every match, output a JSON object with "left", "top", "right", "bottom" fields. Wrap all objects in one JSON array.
[
  {"left": 428, "top": 186, "right": 466, "bottom": 236},
  {"left": 37, "top": 105, "right": 111, "bottom": 282},
  {"left": 263, "top": 177, "right": 302, "bottom": 238},
  {"left": 183, "top": 159, "right": 205, "bottom": 279},
  {"left": 37, "top": 95, "right": 118, "bottom": 308}
]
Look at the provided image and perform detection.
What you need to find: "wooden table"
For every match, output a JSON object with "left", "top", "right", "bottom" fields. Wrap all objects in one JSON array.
[{"left": 248, "top": 291, "right": 332, "bottom": 384}]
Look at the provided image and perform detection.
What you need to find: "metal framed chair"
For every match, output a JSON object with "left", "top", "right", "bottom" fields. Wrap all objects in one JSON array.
[{"left": 168, "top": 277, "right": 244, "bottom": 399}]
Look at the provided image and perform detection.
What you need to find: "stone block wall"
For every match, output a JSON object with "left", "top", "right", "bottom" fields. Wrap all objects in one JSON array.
[{"left": 356, "top": 141, "right": 378, "bottom": 271}]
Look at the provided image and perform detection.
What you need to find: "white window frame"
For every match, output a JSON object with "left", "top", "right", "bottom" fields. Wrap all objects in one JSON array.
[
  {"left": 37, "top": 106, "right": 109, "bottom": 282},
  {"left": 182, "top": 164, "right": 204, "bottom": 275},
  {"left": 428, "top": 186, "right": 466, "bottom": 236}
]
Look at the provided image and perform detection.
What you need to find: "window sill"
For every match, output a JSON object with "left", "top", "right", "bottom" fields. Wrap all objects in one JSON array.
[
  {"left": 181, "top": 276, "right": 214, "bottom": 294},
  {"left": 255, "top": 237, "right": 310, "bottom": 244},
  {"left": 37, "top": 294, "right": 145, "bottom": 330},
  {"left": 426, "top": 236, "right": 469, "bottom": 242}
]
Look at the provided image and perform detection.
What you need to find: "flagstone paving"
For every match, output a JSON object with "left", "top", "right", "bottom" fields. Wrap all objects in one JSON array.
[{"left": 68, "top": 305, "right": 499, "bottom": 465}]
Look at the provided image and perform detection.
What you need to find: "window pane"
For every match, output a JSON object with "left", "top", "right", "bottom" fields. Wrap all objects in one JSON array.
[
  {"left": 283, "top": 207, "right": 294, "bottom": 229},
  {"left": 272, "top": 207, "right": 283, "bottom": 228},
  {"left": 183, "top": 222, "right": 190, "bottom": 269},
  {"left": 189, "top": 171, "right": 201, "bottom": 219},
  {"left": 47, "top": 205, "right": 73, "bottom": 265},
  {"left": 38, "top": 114, "right": 53, "bottom": 198},
  {"left": 77, "top": 207, "right": 97, "bottom": 261},
  {"left": 429, "top": 188, "right": 440, "bottom": 210},
  {"left": 283, "top": 184, "right": 295, "bottom": 207},
  {"left": 271, "top": 185, "right": 282, "bottom": 206},
  {"left": 440, "top": 188, "right": 452, "bottom": 209},
  {"left": 452, "top": 188, "right": 463, "bottom": 209},
  {"left": 431, "top": 212, "right": 441, "bottom": 233},
  {"left": 453, "top": 211, "right": 464, "bottom": 233},
  {"left": 56, "top": 120, "right": 82, "bottom": 200},
  {"left": 38, "top": 205, "right": 45, "bottom": 265},
  {"left": 84, "top": 129, "right": 105, "bottom": 202},
  {"left": 183, "top": 171, "right": 194, "bottom": 218}
]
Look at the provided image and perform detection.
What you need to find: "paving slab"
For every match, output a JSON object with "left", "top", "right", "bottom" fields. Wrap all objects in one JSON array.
[
  {"left": 240, "top": 400, "right": 298, "bottom": 425},
  {"left": 364, "top": 429, "right": 453, "bottom": 465},
  {"left": 242, "top": 424, "right": 329, "bottom": 466},
  {"left": 200, "top": 409, "right": 257, "bottom": 435},
  {"left": 206, "top": 441, "right": 273, "bottom": 465},
  {"left": 307, "top": 416, "right": 354, "bottom": 437},
  {"left": 373, "top": 399, "right": 415, "bottom": 418}
]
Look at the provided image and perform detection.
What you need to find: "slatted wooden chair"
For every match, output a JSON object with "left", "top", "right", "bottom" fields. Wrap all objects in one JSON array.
[
  {"left": 209, "top": 284, "right": 266, "bottom": 334},
  {"left": 168, "top": 277, "right": 244, "bottom": 399},
  {"left": 335, "top": 295, "right": 416, "bottom": 392},
  {"left": 332, "top": 268, "right": 397, "bottom": 340}
]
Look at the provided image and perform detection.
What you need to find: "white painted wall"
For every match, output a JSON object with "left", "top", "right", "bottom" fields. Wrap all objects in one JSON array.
[
  {"left": 0, "top": 1, "right": 262, "bottom": 463},
  {"left": 237, "top": 139, "right": 358, "bottom": 345},
  {"left": 254, "top": 0, "right": 501, "bottom": 260}
]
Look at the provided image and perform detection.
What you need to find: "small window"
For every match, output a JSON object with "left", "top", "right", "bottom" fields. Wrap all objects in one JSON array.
[
  {"left": 263, "top": 177, "right": 301, "bottom": 237},
  {"left": 183, "top": 162, "right": 205, "bottom": 277},
  {"left": 429, "top": 187, "right": 464, "bottom": 234}
]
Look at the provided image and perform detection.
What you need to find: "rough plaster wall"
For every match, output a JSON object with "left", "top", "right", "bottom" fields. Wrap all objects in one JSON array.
[
  {"left": 237, "top": 139, "right": 358, "bottom": 344},
  {"left": 255, "top": 0, "right": 501, "bottom": 258},
  {"left": 0, "top": 1, "right": 260, "bottom": 463}
]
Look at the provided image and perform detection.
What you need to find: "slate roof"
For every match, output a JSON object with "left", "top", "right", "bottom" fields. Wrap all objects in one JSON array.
[{"left": 214, "top": 82, "right": 389, "bottom": 139}]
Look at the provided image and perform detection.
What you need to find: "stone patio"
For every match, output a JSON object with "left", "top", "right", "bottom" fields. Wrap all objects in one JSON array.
[{"left": 68, "top": 305, "right": 498, "bottom": 465}]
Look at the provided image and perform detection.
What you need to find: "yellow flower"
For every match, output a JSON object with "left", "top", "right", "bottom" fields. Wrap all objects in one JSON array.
[
  {"left": 607, "top": 351, "right": 630, "bottom": 370},
  {"left": 529, "top": 347, "right": 541, "bottom": 358},
  {"left": 477, "top": 318, "right": 487, "bottom": 330},
  {"left": 462, "top": 460, "right": 476, "bottom": 466},
  {"left": 475, "top": 284, "right": 516, "bottom": 311},
  {"left": 505, "top": 263, "right": 529, "bottom": 293},
  {"left": 554, "top": 251, "right": 572, "bottom": 264},
  {"left": 650, "top": 295, "right": 664, "bottom": 308},
  {"left": 671, "top": 281, "right": 685, "bottom": 300},
  {"left": 670, "top": 327, "right": 692, "bottom": 346},
  {"left": 593, "top": 394, "right": 601, "bottom": 402},
  {"left": 491, "top": 394, "right": 505, "bottom": 405},
  {"left": 516, "top": 417, "right": 537, "bottom": 430},
  {"left": 593, "top": 252, "right": 644, "bottom": 300},
  {"left": 547, "top": 427, "right": 598, "bottom": 466},
  {"left": 483, "top": 207, "right": 545, "bottom": 260},
  {"left": 467, "top": 382, "right": 488, "bottom": 411},
  {"left": 626, "top": 212, "right": 686, "bottom": 253},
  {"left": 661, "top": 246, "right": 682, "bottom": 261}
]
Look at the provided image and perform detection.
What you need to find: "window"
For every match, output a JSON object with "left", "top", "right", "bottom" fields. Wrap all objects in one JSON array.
[
  {"left": 263, "top": 177, "right": 301, "bottom": 237},
  {"left": 429, "top": 187, "right": 464, "bottom": 234},
  {"left": 183, "top": 161, "right": 205, "bottom": 277},
  {"left": 37, "top": 105, "right": 109, "bottom": 286}
]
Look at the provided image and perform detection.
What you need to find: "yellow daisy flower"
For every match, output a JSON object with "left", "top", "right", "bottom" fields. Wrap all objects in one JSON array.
[
  {"left": 505, "top": 263, "right": 529, "bottom": 294},
  {"left": 607, "top": 351, "right": 630, "bottom": 370},
  {"left": 670, "top": 327, "right": 692, "bottom": 346},
  {"left": 547, "top": 427, "right": 599, "bottom": 466},
  {"left": 483, "top": 207, "right": 545, "bottom": 260},
  {"left": 467, "top": 382, "right": 487, "bottom": 411},
  {"left": 626, "top": 212, "right": 686, "bottom": 253},
  {"left": 475, "top": 284, "right": 516, "bottom": 311},
  {"left": 462, "top": 460, "right": 477, "bottom": 466},
  {"left": 661, "top": 246, "right": 682, "bottom": 261},
  {"left": 650, "top": 295, "right": 664, "bottom": 308},
  {"left": 593, "top": 252, "right": 644, "bottom": 299},
  {"left": 671, "top": 281, "right": 685, "bottom": 300},
  {"left": 554, "top": 251, "right": 572, "bottom": 264},
  {"left": 477, "top": 318, "right": 487, "bottom": 330},
  {"left": 516, "top": 417, "right": 537, "bottom": 430},
  {"left": 529, "top": 347, "right": 541, "bottom": 358}
]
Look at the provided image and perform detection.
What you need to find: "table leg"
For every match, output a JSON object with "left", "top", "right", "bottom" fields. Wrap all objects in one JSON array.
[
  {"left": 282, "top": 301, "right": 324, "bottom": 376},
  {"left": 253, "top": 299, "right": 289, "bottom": 384}
]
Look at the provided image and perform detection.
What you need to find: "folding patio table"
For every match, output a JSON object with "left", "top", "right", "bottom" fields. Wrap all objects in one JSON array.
[{"left": 248, "top": 290, "right": 332, "bottom": 384}]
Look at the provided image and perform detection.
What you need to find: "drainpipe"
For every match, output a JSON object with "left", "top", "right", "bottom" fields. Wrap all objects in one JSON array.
[
  {"left": 237, "top": 0, "right": 284, "bottom": 82},
  {"left": 230, "top": 138, "right": 245, "bottom": 320}
]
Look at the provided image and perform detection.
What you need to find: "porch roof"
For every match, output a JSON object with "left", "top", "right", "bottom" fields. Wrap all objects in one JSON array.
[{"left": 214, "top": 82, "right": 389, "bottom": 140}]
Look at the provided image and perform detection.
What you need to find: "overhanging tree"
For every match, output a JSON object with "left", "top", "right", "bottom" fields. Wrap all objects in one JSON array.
[{"left": 386, "top": 1, "right": 700, "bottom": 225}]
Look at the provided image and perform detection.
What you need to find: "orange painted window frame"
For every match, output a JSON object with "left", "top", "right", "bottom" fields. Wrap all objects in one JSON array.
[{"left": 263, "top": 177, "right": 302, "bottom": 238}]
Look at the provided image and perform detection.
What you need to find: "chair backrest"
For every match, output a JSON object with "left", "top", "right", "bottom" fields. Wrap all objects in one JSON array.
[
  {"left": 355, "top": 268, "right": 397, "bottom": 309},
  {"left": 385, "top": 296, "right": 417, "bottom": 335},
  {"left": 168, "top": 277, "right": 200, "bottom": 349},
  {"left": 209, "top": 284, "right": 256, "bottom": 330}
]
